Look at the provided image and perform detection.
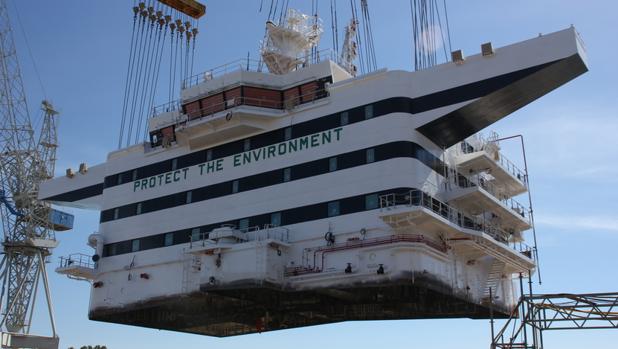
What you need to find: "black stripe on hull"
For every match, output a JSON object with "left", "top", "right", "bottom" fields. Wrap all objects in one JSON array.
[
  {"left": 42, "top": 183, "right": 103, "bottom": 203},
  {"left": 418, "top": 53, "right": 588, "bottom": 147},
  {"left": 45, "top": 56, "right": 580, "bottom": 204}
]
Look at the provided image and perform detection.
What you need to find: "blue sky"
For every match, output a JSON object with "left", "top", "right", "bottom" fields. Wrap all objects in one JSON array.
[{"left": 7, "top": 0, "right": 618, "bottom": 348}]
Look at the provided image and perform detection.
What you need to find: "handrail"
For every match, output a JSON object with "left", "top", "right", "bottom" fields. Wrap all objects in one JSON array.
[
  {"left": 288, "top": 234, "right": 447, "bottom": 276},
  {"left": 151, "top": 86, "right": 329, "bottom": 125},
  {"left": 178, "top": 87, "right": 329, "bottom": 124},
  {"left": 458, "top": 137, "right": 528, "bottom": 186},
  {"left": 379, "top": 190, "right": 512, "bottom": 243},
  {"left": 183, "top": 49, "right": 337, "bottom": 89},
  {"left": 152, "top": 100, "right": 182, "bottom": 116},
  {"left": 188, "top": 224, "right": 290, "bottom": 249},
  {"left": 448, "top": 170, "right": 531, "bottom": 223},
  {"left": 58, "top": 253, "right": 94, "bottom": 269}
]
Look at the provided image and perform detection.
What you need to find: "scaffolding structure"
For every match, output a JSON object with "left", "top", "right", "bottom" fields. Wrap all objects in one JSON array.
[{"left": 492, "top": 291, "right": 618, "bottom": 349}]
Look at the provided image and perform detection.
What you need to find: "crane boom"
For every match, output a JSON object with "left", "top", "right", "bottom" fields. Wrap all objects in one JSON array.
[{"left": 0, "top": 0, "right": 68, "bottom": 347}]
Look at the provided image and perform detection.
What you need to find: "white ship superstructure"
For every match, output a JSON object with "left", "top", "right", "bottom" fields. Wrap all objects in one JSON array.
[{"left": 41, "top": 26, "right": 587, "bottom": 336}]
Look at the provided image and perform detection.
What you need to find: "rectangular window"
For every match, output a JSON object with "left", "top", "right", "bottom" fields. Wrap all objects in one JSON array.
[
  {"left": 191, "top": 228, "right": 201, "bottom": 242},
  {"left": 329, "top": 157, "right": 338, "bottom": 172},
  {"left": 340, "top": 111, "right": 349, "bottom": 126},
  {"left": 136, "top": 202, "right": 142, "bottom": 215},
  {"left": 113, "top": 208, "right": 119, "bottom": 220},
  {"left": 109, "top": 244, "right": 117, "bottom": 256},
  {"left": 365, "top": 194, "right": 379, "bottom": 210},
  {"left": 186, "top": 191, "right": 193, "bottom": 204},
  {"left": 131, "top": 169, "right": 138, "bottom": 181},
  {"left": 171, "top": 158, "right": 178, "bottom": 171},
  {"left": 164, "top": 232, "right": 174, "bottom": 246},
  {"left": 283, "top": 168, "right": 291, "bottom": 182},
  {"left": 131, "top": 239, "right": 140, "bottom": 253},
  {"left": 206, "top": 149, "right": 213, "bottom": 161},
  {"left": 364, "top": 104, "right": 374, "bottom": 119},
  {"left": 232, "top": 180, "right": 239, "bottom": 193},
  {"left": 244, "top": 138, "right": 251, "bottom": 151},
  {"left": 271, "top": 212, "right": 282, "bottom": 227},
  {"left": 366, "top": 148, "right": 375, "bottom": 163},
  {"left": 284, "top": 127, "right": 292, "bottom": 140},
  {"left": 117, "top": 174, "right": 123, "bottom": 185},
  {"left": 238, "top": 218, "right": 249, "bottom": 231},
  {"left": 328, "top": 201, "right": 340, "bottom": 217}
]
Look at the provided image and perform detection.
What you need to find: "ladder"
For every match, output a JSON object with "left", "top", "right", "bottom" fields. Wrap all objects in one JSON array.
[
  {"left": 181, "top": 253, "right": 201, "bottom": 293},
  {"left": 483, "top": 259, "right": 506, "bottom": 300}
]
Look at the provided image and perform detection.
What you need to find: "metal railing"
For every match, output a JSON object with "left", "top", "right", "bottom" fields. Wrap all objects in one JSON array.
[
  {"left": 246, "top": 225, "right": 290, "bottom": 242},
  {"left": 288, "top": 234, "right": 447, "bottom": 277},
  {"left": 152, "top": 99, "right": 182, "bottom": 116},
  {"left": 449, "top": 171, "right": 530, "bottom": 222},
  {"left": 183, "top": 58, "right": 264, "bottom": 89},
  {"left": 496, "top": 152, "right": 528, "bottom": 185},
  {"left": 152, "top": 86, "right": 329, "bottom": 124},
  {"left": 379, "top": 190, "right": 512, "bottom": 243},
  {"left": 458, "top": 136, "right": 528, "bottom": 185},
  {"left": 179, "top": 87, "right": 329, "bottom": 121},
  {"left": 58, "top": 253, "right": 94, "bottom": 270},
  {"left": 182, "top": 49, "right": 337, "bottom": 89},
  {"left": 189, "top": 224, "right": 290, "bottom": 249}
]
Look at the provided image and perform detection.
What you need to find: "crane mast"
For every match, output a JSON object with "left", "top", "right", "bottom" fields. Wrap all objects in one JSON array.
[{"left": 0, "top": 0, "right": 66, "bottom": 347}]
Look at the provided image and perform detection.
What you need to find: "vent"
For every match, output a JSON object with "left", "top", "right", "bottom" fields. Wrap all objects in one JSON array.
[{"left": 481, "top": 42, "right": 494, "bottom": 56}]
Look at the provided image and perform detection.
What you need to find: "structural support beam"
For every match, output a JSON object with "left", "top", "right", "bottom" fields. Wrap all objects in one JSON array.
[{"left": 492, "top": 292, "right": 618, "bottom": 349}]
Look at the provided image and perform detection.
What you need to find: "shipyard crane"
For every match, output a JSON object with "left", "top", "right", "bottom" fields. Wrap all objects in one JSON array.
[{"left": 0, "top": 0, "right": 72, "bottom": 348}]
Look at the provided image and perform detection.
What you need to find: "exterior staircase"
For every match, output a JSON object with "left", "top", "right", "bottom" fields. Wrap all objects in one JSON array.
[{"left": 483, "top": 259, "right": 506, "bottom": 301}]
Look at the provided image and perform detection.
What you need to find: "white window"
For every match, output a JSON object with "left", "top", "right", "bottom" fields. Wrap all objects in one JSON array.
[
  {"left": 329, "top": 157, "right": 337, "bottom": 172},
  {"left": 366, "top": 148, "right": 375, "bottom": 163},
  {"left": 364, "top": 104, "right": 374, "bottom": 119},
  {"left": 164, "top": 233, "right": 174, "bottom": 246},
  {"left": 340, "top": 111, "right": 349, "bottom": 126},
  {"left": 328, "top": 201, "right": 340, "bottom": 217},
  {"left": 131, "top": 239, "right": 140, "bottom": 252},
  {"left": 271, "top": 212, "right": 282, "bottom": 227}
]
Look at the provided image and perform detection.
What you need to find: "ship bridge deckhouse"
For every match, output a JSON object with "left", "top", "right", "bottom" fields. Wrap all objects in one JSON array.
[{"left": 39, "top": 23, "right": 587, "bottom": 337}]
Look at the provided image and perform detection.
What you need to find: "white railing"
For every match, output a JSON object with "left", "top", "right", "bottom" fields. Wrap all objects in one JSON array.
[
  {"left": 58, "top": 253, "right": 94, "bottom": 270},
  {"left": 458, "top": 137, "right": 528, "bottom": 186},
  {"left": 182, "top": 49, "right": 337, "bottom": 89},
  {"left": 448, "top": 170, "right": 530, "bottom": 223},
  {"left": 151, "top": 85, "right": 329, "bottom": 122},
  {"left": 182, "top": 58, "right": 264, "bottom": 89},
  {"left": 379, "top": 190, "right": 512, "bottom": 243},
  {"left": 189, "top": 224, "right": 289, "bottom": 249},
  {"left": 152, "top": 99, "right": 182, "bottom": 116}
]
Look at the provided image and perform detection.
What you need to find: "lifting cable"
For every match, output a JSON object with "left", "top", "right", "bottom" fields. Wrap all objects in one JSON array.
[
  {"left": 168, "top": 18, "right": 176, "bottom": 104},
  {"left": 359, "top": 0, "right": 377, "bottom": 71},
  {"left": 133, "top": 5, "right": 159, "bottom": 145},
  {"left": 330, "top": 0, "right": 339, "bottom": 60},
  {"left": 410, "top": 0, "right": 452, "bottom": 71},
  {"left": 142, "top": 13, "right": 169, "bottom": 141},
  {"left": 127, "top": 3, "right": 159, "bottom": 147},
  {"left": 350, "top": 0, "right": 365, "bottom": 74},
  {"left": 118, "top": 1, "right": 202, "bottom": 147},
  {"left": 119, "top": 4, "right": 141, "bottom": 149},
  {"left": 125, "top": 3, "right": 150, "bottom": 148},
  {"left": 135, "top": 4, "right": 164, "bottom": 144}
]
